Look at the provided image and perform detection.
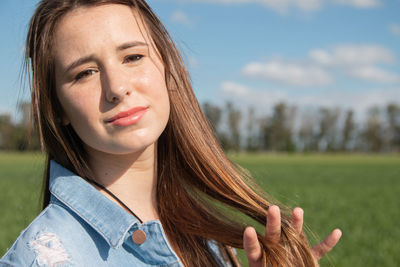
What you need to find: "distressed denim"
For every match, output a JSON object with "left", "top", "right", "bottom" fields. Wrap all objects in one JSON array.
[{"left": 0, "top": 161, "right": 230, "bottom": 266}]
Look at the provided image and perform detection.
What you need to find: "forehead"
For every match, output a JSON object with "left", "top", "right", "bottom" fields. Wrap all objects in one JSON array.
[{"left": 53, "top": 4, "right": 150, "bottom": 62}]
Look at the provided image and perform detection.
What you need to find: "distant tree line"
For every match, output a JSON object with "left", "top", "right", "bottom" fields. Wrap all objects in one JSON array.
[
  {"left": 202, "top": 101, "right": 400, "bottom": 153},
  {"left": 1, "top": 101, "right": 399, "bottom": 153},
  {"left": 0, "top": 102, "right": 40, "bottom": 151}
]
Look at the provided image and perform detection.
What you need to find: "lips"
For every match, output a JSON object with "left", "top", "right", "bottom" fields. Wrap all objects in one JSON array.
[{"left": 106, "top": 106, "right": 148, "bottom": 126}]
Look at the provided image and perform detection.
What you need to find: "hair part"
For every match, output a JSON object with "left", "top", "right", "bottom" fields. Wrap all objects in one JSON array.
[{"left": 26, "top": 0, "right": 318, "bottom": 266}]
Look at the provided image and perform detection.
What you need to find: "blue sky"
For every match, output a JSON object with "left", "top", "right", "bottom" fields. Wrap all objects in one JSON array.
[{"left": 1, "top": 0, "right": 399, "bottom": 121}]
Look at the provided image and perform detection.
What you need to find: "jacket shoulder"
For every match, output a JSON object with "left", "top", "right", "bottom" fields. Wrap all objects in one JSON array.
[{"left": 0, "top": 204, "right": 74, "bottom": 267}]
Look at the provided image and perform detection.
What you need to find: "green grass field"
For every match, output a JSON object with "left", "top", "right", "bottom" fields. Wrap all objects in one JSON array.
[{"left": 0, "top": 152, "right": 399, "bottom": 266}]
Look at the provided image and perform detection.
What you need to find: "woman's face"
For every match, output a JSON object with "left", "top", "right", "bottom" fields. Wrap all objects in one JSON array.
[{"left": 53, "top": 4, "right": 170, "bottom": 156}]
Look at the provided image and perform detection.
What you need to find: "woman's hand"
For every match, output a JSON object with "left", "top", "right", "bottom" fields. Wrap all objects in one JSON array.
[{"left": 243, "top": 205, "right": 342, "bottom": 267}]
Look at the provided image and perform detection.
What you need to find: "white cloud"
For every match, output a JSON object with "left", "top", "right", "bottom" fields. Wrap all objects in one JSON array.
[
  {"left": 332, "top": 0, "right": 382, "bottom": 8},
  {"left": 171, "top": 10, "right": 192, "bottom": 26},
  {"left": 219, "top": 81, "right": 288, "bottom": 111},
  {"left": 309, "top": 44, "right": 396, "bottom": 67},
  {"left": 293, "top": 89, "right": 400, "bottom": 117},
  {"left": 243, "top": 44, "right": 399, "bottom": 86},
  {"left": 242, "top": 60, "right": 333, "bottom": 86},
  {"left": 307, "top": 44, "right": 399, "bottom": 84},
  {"left": 259, "top": 0, "right": 322, "bottom": 13},
  {"left": 349, "top": 66, "right": 400, "bottom": 83},
  {"left": 389, "top": 24, "right": 400, "bottom": 37},
  {"left": 187, "top": 0, "right": 322, "bottom": 13},
  {"left": 220, "top": 81, "right": 400, "bottom": 116},
  {"left": 183, "top": 0, "right": 381, "bottom": 13},
  {"left": 315, "top": 88, "right": 400, "bottom": 115},
  {"left": 221, "top": 81, "right": 250, "bottom": 96}
]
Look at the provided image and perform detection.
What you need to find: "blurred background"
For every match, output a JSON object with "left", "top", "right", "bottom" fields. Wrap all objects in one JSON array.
[{"left": 0, "top": 0, "right": 399, "bottom": 266}]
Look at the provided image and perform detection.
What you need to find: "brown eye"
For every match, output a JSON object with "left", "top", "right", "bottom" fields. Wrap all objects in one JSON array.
[
  {"left": 75, "top": 69, "right": 97, "bottom": 81},
  {"left": 123, "top": 54, "right": 143, "bottom": 63}
]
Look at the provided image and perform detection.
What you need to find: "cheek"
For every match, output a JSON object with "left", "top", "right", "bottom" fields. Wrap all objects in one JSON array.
[
  {"left": 58, "top": 88, "right": 99, "bottom": 125},
  {"left": 156, "top": 88, "right": 170, "bottom": 134},
  {"left": 63, "top": 99, "right": 83, "bottom": 120},
  {"left": 139, "top": 68, "right": 170, "bottom": 112},
  {"left": 149, "top": 78, "right": 170, "bottom": 117}
]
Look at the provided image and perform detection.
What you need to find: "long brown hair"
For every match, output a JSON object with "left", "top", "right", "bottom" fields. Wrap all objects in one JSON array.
[{"left": 26, "top": 0, "right": 318, "bottom": 266}]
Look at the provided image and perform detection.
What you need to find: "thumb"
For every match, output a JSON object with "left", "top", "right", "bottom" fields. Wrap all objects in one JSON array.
[{"left": 243, "top": 227, "right": 263, "bottom": 267}]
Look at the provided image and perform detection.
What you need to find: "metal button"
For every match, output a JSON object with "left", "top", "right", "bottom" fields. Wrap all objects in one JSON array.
[{"left": 131, "top": 229, "right": 147, "bottom": 245}]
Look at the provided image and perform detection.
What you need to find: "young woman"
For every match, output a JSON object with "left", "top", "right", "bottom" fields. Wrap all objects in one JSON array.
[{"left": 0, "top": 0, "right": 341, "bottom": 266}]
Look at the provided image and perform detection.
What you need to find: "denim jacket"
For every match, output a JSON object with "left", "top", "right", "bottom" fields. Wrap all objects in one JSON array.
[{"left": 0, "top": 161, "right": 230, "bottom": 266}]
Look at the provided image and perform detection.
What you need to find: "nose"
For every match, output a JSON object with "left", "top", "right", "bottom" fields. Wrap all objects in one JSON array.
[{"left": 102, "top": 66, "right": 133, "bottom": 103}]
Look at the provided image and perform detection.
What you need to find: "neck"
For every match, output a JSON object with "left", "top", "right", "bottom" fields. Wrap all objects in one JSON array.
[{"left": 86, "top": 144, "right": 159, "bottom": 222}]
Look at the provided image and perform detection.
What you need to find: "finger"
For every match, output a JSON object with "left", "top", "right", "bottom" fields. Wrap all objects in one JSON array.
[
  {"left": 243, "top": 227, "right": 263, "bottom": 267},
  {"left": 312, "top": 229, "right": 342, "bottom": 260},
  {"left": 265, "top": 205, "right": 281, "bottom": 243},
  {"left": 291, "top": 207, "right": 304, "bottom": 234}
]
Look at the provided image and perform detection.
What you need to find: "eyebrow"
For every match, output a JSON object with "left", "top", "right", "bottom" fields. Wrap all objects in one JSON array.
[
  {"left": 65, "top": 55, "right": 96, "bottom": 74},
  {"left": 117, "top": 41, "right": 148, "bottom": 51},
  {"left": 64, "top": 41, "right": 149, "bottom": 73}
]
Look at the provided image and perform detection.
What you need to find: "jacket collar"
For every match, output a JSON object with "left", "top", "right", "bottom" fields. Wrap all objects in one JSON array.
[{"left": 48, "top": 160, "right": 139, "bottom": 248}]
